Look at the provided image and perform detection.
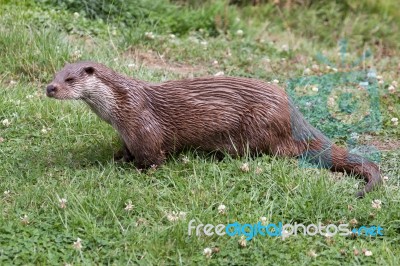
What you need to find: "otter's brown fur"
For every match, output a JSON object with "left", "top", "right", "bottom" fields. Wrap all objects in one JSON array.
[{"left": 46, "top": 61, "right": 381, "bottom": 197}]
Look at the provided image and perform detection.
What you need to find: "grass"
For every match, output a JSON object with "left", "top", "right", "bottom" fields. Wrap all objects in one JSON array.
[{"left": 0, "top": 0, "right": 399, "bottom": 265}]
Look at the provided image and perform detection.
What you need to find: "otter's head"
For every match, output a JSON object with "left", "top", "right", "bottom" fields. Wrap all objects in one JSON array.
[{"left": 46, "top": 61, "right": 101, "bottom": 100}]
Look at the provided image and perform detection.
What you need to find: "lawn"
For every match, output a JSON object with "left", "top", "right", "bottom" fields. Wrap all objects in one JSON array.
[{"left": 0, "top": 0, "right": 399, "bottom": 265}]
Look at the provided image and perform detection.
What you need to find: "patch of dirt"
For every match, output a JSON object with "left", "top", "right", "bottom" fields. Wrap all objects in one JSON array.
[
  {"left": 361, "top": 136, "right": 400, "bottom": 151},
  {"left": 125, "top": 49, "right": 207, "bottom": 78}
]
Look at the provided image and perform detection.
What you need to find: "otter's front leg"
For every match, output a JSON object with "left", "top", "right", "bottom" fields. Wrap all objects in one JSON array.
[
  {"left": 124, "top": 113, "right": 166, "bottom": 169},
  {"left": 114, "top": 142, "right": 135, "bottom": 162},
  {"left": 127, "top": 139, "right": 166, "bottom": 169}
]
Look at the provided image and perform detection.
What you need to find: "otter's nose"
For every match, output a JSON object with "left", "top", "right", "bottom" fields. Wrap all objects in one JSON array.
[{"left": 46, "top": 84, "right": 57, "bottom": 96}]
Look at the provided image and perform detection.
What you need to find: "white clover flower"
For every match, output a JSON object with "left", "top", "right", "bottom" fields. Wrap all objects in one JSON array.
[
  {"left": 238, "top": 236, "right": 247, "bottom": 247},
  {"left": 255, "top": 167, "right": 263, "bottom": 174},
  {"left": 4, "top": 190, "right": 10, "bottom": 196},
  {"left": 391, "top": 117, "right": 398, "bottom": 126},
  {"left": 350, "top": 132, "right": 359, "bottom": 140},
  {"left": 391, "top": 80, "right": 398, "bottom": 87},
  {"left": 72, "top": 50, "right": 82, "bottom": 59},
  {"left": 349, "top": 218, "right": 358, "bottom": 226},
  {"left": 20, "top": 214, "right": 29, "bottom": 225},
  {"left": 200, "top": 40, "right": 208, "bottom": 46},
  {"left": 260, "top": 216, "right": 267, "bottom": 225},
  {"left": 166, "top": 211, "right": 186, "bottom": 222},
  {"left": 383, "top": 176, "right": 389, "bottom": 181},
  {"left": 217, "top": 204, "right": 226, "bottom": 214},
  {"left": 281, "top": 44, "right": 289, "bottom": 51},
  {"left": 128, "top": 63, "right": 136, "bottom": 68},
  {"left": 182, "top": 156, "right": 190, "bottom": 164},
  {"left": 167, "top": 213, "right": 178, "bottom": 222},
  {"left": 73, "top": 12, "right": 80, "bottom": 18},
  {"left": 311, "top": 64, "right": 319, "bottom": 71},
  {"left": 124, "top": 200, "right": 133, "bottom": 211},
  {"left": 388, "top": 85, "right": 396, "bottom": 93},
  {"left": 371, "top": 199, "right": 382, "bottom": 209},
  {"left": 144, "top": 32, "right": 155, "bottom": 40},
  {"left": 240, "top": 162, "right": 250, "bottom": 172},
  {"left": 203, "top": 247, "right": 212, "bottom": 258},
  {"left": 212, "top": 60, "right": 219, "bottom": 65},
  {"left": 2, "top": 119, "right": 11, "bottom": 127},
  {"left": 135, "top": 217, "right": 147, "bottom": 227},
  {"left": 308, "top": 250, "right": 317, "bottom": 258},
  {"left": 303, "top": 68, "right": 311, "bottom": 75},
  {"left": 59, "top": 198, "right": 67, "bottom": 209},
  {"left": 312, "top": 86, "right": 319, "bottom": 92},
  {"left": 236, "top": 29, "right": 244, "bottom": 36},
  {"left": 178, "top": 211, "right": 187, "bottom": 220},
  {"left": 367, "top": 70, "right": 376, "bottom": 78},
  {"left": 73, "top": 238, "right": 82, "bottom": 250},
  {"left": 214, "top": 71, "right": 224, "bottom": 77},
  {"left": 272, "top": 79, "right": 279, "bottom": 84},
  {"left": 188, "top": 36, "right": 199, "bottom": 44},
  {"left": 364, "top": 250, "right": 373, "bottom": 256}
]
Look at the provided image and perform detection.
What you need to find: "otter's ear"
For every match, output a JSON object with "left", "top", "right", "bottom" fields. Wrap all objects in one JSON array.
[{"left": 84, "top": 66, "right": 95, "bottom": 75}]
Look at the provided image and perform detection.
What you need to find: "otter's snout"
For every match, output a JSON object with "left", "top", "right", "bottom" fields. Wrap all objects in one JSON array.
[{"left": 46, "top": 84, "right": 57, "bottom": 97}]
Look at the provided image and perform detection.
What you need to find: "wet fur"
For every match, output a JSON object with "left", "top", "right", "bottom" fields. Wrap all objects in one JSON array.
[{"left": 47, "top": 61, "right": 382, "bottom": 197}]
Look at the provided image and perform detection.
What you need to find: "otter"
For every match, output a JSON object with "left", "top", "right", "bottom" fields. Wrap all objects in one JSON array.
[{"left": 46, "top": 61, "right": 381, "bottom": 197}]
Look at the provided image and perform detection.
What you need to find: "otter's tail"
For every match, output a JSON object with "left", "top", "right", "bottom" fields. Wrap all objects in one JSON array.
[{"left": 289, "top": 100, "right": 381, "bottom": 197}]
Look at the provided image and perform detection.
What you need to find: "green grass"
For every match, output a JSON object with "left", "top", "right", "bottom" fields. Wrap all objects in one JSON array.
[{"left": 0, "top": 1, "right": 399, "bottom": 265}]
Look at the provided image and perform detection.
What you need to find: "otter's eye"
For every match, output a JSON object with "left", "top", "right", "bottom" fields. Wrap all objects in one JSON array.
[{"left": 65, "top": 77, "right": 74, "bottom": 83}]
